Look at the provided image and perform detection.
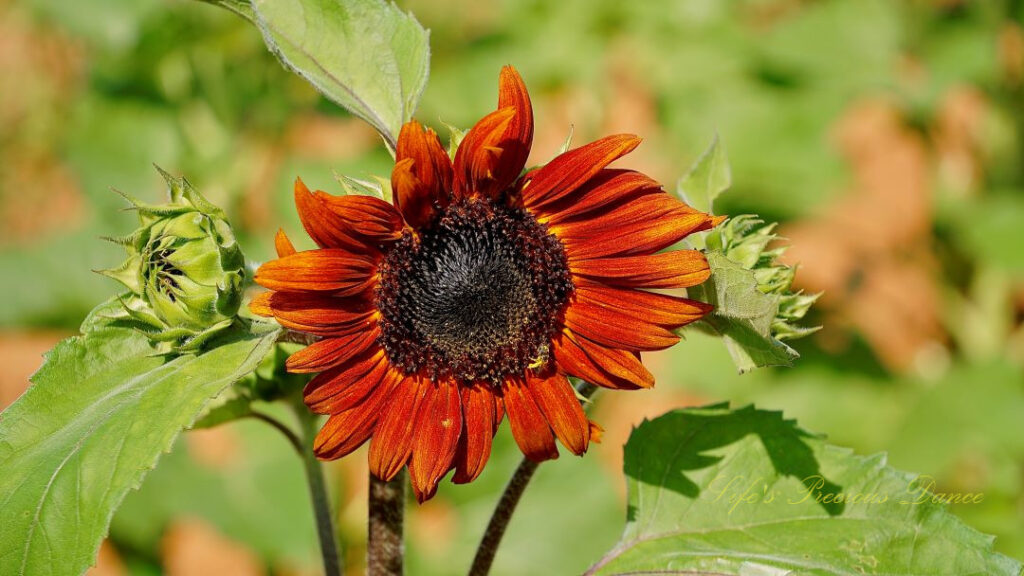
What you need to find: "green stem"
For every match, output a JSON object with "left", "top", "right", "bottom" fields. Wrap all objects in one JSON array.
[
  {"left": 468, "top": 382, "right": 598, "bottom": 576},
  {"left": 248, "top": 410, "right": 302, "bottom": 453},
  {"left": 467, "top": 459, "right": 538, "bottom": 576},
  {"left": 368, "top": 470, "right": 406, "bottom": 576},
  {"left": 248, "top": 408, "right": 341, "bottom": 574},
  {"left": 295, "top": 407, "right": 343, "bottom": 576}
]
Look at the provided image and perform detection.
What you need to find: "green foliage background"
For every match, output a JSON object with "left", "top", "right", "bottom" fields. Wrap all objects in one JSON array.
[{"left": 1, "top": 0, "right": 1022, "bottom": 574}]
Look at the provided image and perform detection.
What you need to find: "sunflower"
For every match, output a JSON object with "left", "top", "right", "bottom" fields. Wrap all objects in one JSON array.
[{"left": 252, "top": 66, "right": 718, "bottom": 502}]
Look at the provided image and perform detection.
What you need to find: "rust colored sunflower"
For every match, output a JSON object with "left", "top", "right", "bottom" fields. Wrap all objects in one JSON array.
[{"left": 252, "top": 66, "right": 718, "bottom": 501}]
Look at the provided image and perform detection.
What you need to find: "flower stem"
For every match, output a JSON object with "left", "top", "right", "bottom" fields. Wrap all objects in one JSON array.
[
  {"left": 467, "top": 458, "right": 539, "bottom": 576},
  {"left": 248, "top": 410, "right": 303, "bottom": 453},
  {"left": 469, "top": 381, "right": 598, "bottom": 576},
  {"left": 295, "top": 407, "right": 343, "bottom": 576},
  {"left": 368, "top": 470, "right": 406, "bottom": 576}
]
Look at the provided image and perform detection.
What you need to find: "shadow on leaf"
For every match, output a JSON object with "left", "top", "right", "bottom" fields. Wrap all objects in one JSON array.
[{"left": 624, "top": 403, "right": 845, "bottom": 517}]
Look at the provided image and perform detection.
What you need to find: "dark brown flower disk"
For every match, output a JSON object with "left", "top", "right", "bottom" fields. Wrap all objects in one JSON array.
[{"left": 376, "top": 197, "right": 573, "bottom": 386}]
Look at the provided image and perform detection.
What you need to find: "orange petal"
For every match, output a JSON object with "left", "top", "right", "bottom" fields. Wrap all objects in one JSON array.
[
  {"left": 521, "top": 135, "right": 641, "bottom": 210},
  {"left": 525, "top": 372, "right": 589, "bottom": 456},
  {"left": 249, "top": 291, "right": 273, "bottom": 317},
  {"left": 537, "top": 169, "right": 660, "bottom": 224},
  {"left": 503, "top": 378, "right": 559, "bottom": 462},
  {"left": 553, "top": 194, "right": 715, "bottom": 259},
  {"left": 275, "top": 228, "right": 297, "bottom": 257},
  {"left": 564, "top": 300, "right": 680, "bottom": 352},
  {"left": 313, "top": 370, "right": 400, "bottom": 460},
  {"left": 571, "top": 250, "right": 711, "bottom": 289},
  {"left": 285, "top": 327, "right": 380, "bottom": 373},
  {"left": 317, "top": 191, "right": 404, "bottom": 241},
  {"left": 267, "top": 292, "right": 377, "bottom": 336},
  {"left": 575, "top": 280, "right": 712, "bottom": 329},
  {"left": 294, "top": 178, "right": 374, "bottom": 252},
  {"left": 408, "top": 381, "right": 463, "bottom": 502},
  {"left": 254, "top": 249, "right": 377, "bottom": 295},
  {"left": 551, "top": 329, "right": 652, "bottom": 390},
  {"left": 493, "top": 393, "right": 505, "bottom": 433},
  {"left": 452, "top": 107, "right": 517, "bottom": 199},
  {"left": 369, "top": 375, "right": 430, "bottom": 481},
  {"left": 452, "top": 383, "right": 497, "bottom": 484},
  {"left": 303, "top": 349, "right": 388, "bottom": 413},
  {"left": 489, "top": 66, "right": 533, "bottom": 194},
  {"left": 394, "top": 121, "right": 453, "bottom": 228}
]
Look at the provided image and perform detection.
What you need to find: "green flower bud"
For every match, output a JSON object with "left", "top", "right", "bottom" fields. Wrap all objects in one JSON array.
[
  {"left": 99, "top": 167, "right": 245, "bottom": 352},
  {"left": 705, "top": 214, "right": 820, "bottom": 341}
]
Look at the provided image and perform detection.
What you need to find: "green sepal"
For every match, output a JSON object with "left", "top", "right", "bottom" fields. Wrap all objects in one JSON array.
[{"left": 442, "top": 121, "right": 467, "bottom": 159}]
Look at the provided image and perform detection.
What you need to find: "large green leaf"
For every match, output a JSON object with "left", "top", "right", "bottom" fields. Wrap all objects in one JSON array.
[
  {"left": 251, "top": 0, "right": 430, "bottom": 149},
  {"left": 0, "top": 318, "right": 279, "bottom": 576},
  {"left": 588, "top": 405, "right": 1022, "bottom": 575}
]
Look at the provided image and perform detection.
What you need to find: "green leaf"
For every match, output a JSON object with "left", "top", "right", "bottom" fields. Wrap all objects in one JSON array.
[
  {"left": 197, "top": 0, "right": 256, "bottom": 23},
  {"left": 677, "top": 134, "right": 731, "bottom": 215},
  {"left": 692, "top": 250, "right": 798, "bottom": 373},
  {"left": 110, "top": 416, "right": 317, "bottom": 567},
  {"left": 191, "top": 393, "right": 255, "bottom": 429},
  {"left": 0, "top": 319, "right": 279, "bottom": 576},
  {"left": 250, "top": 0, "right": 430, "bottom": 149},
  {"left": 588, "top": 405, "right": 1023, "bottom": 576}
]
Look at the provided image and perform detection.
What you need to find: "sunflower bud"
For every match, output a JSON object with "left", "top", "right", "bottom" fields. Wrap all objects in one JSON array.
[
  {"left": 705, "top": 215, "right": 820, "bottom": 341},
  {"left": 99, "top": 167, "right": 244, "bottom": 352}
]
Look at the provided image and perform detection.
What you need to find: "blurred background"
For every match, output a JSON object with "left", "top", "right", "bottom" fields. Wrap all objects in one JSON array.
[{"left": 2, "top": 0, "right": 1023, "bottom": 574}]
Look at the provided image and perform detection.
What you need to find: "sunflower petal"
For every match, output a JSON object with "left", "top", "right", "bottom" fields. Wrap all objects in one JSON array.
[
  {"left": 303, "top": 349, "right": 388, "bottom": 413},
  {"left": 564, "top": 300, "right": 680, "bottom": 351},
  {"left": 317, "top": 192, "right": 404, "bottom": 241},
  {"left": 525, "top": 372, "right": 589, "bottom": 456},
  {"left": 285, "top": 327, "right": 380, "bottom": 373},
  {"left": 452, "top": 383, "right": 496, "bottom": 484},
  {"left": 395, "top": 121, "right": 453, "bottom": 228},
  {"left": 552, "top": 193, "right": 715, "bottom": 258},
  {"left": 294, "top": 178, "right": 373, "bottom": 252},
  {"left": 537, "top": 169, "right": 660, "bottom": 224},
  {"left": 521, "top": 134, "right": 641, "bottom": 210},
  {"left": 267, "top": 292, "right": 377, "bottom": 336},
  {"left": 575, "top": 280, "right": 712, "bottom": 328},
  {"left": 249, "top": 291, "right": 273, "bottom": 317},
  {"left": 571, "top": 250, "right": 711, "bottom": 289},
  {"left": 313, "top": 370, "right": 400, "bottom": 460},
  {"left": 452, "top": 107, "right": 517, "bottom": 199},
  {"left": 503, "top": 379, "right": 559, "bottom": 462},
  {"left": 490, "top": 65, "right": 533, "bottom": 193},
  {"left": 275, "top": 228, "right": 297, "bottom": 257},
  {"left": 408, "top": 381, "right": 463, "bottom": 502},
  {"left": 254, "top": 249, "right": 377, "bottom": 295},
  {"left": 369, "top": 376, "right": 430, "bottom": 481},
  {"left": 552, "top": 329, "right": 653, "bottom": 389}
]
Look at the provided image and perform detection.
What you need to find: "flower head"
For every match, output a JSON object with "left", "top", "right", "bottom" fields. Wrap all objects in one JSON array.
[
  {"left": 253, "top": 67, "right": 718, "bottom": 501},
  {"left": 101, "top": 168, "right": 244, "bottom": 352}
]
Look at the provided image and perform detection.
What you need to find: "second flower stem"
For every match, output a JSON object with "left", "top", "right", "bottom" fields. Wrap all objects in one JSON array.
[
  {"left": 467, "top": 458, "right": 539, "bottom": 576},
  {"left": 469, "top": 381, "right": 599, "bottom": 576},
  {"left": 295, "top": 406, "right": 343, "bottom": 576}
]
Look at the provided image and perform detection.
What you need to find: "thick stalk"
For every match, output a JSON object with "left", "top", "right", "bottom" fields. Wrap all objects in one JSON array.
[
  {"left": 469, "top": 382, "right": 598, "bottom": 576},
  {"left": 368, "top": 471, "right": 406, "bottom": 576}
]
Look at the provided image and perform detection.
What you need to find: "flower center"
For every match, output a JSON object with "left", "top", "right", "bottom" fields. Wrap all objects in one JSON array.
[{"left": 376, "top": 198, "right": 573, "bottom": 385}]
